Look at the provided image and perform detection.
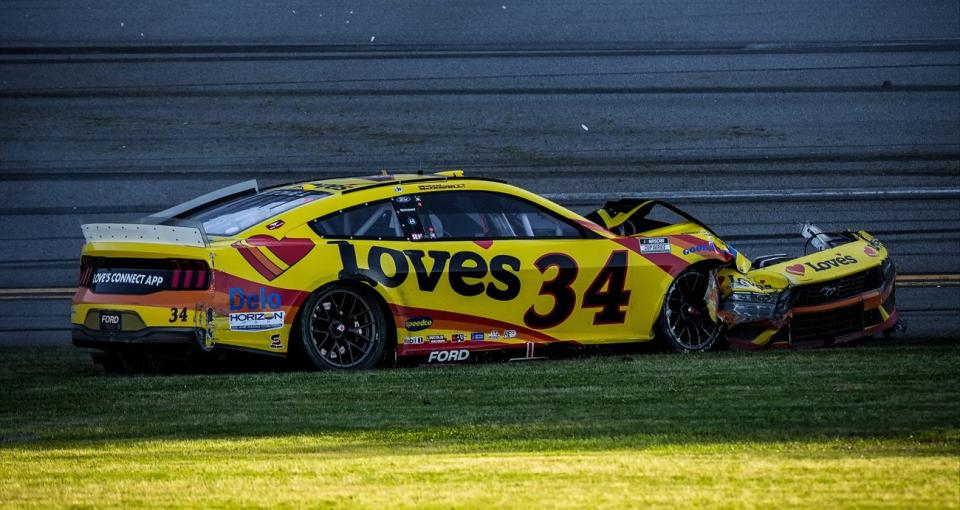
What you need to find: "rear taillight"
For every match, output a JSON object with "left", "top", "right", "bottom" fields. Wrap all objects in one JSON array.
[
  {"left": 78, "top": 256, "right": 95, "bottom": 287},
  {"left": 169, "top": 259, "right": 210, "bottom": 290}
]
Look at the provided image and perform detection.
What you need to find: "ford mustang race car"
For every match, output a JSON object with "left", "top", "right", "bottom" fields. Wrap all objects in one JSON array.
[{"left": 72, "top": 171, "right": 902, "bottom": 370}]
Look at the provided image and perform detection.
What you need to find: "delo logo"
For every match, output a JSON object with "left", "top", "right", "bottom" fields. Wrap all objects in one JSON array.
[
  {"left": 428, "top": 349, "right": 470, "bottom": 363},
  {"left": 405, "top": 316, "right": 433, "bottom": 331},
  {"left": 230, "top": 288, "right": 282, "bottom": 311}
]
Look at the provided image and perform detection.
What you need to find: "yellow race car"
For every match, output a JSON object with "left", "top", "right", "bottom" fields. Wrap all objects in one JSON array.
[{"left": 72, "top": 171, "right": 902, "bottom": 370}]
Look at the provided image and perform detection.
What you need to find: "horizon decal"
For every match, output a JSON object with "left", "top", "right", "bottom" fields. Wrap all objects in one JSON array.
[{"left": 229, "top": 311, "right": 285, "bottom": 331}]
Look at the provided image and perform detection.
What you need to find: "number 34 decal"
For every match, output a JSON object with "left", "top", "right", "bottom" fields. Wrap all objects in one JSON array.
[
  {"left": 523, "top": 250, "right": 631, "bottom": 329},
  {"left": 169, "top": 307, "right": 188, "bottom": 323}
]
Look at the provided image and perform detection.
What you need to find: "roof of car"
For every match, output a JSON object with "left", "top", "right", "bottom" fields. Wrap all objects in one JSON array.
[{"left": 268, "top": 171, "right": 502, "bottom": 195}]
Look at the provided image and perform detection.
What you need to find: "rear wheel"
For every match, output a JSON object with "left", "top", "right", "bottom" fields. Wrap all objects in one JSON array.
[
  {"left": 300, "top": 285, "right": 387, "bottom": 370},
  {"left": 658, "top": 268, "right": 721, "bottom": 352}
]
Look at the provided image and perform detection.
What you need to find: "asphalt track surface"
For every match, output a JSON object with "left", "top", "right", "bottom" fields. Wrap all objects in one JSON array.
[{"left": 1, "top": 1, "right": 958, "bottom": 345}]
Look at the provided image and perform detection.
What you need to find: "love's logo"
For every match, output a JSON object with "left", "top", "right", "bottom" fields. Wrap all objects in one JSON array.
[{"left": 232, "top": 235, "right": 315, "bottom": 281}]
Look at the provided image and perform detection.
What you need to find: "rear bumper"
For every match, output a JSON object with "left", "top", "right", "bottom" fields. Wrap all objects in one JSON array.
[{"left": 72, "top": 326, "right": 201, "bottom": 349}]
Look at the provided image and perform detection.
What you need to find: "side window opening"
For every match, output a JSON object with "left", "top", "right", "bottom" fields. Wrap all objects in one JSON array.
[
  {"left": 311, "top": 201, "right": 403, "bottom": 240},
  {"left": 412, "top": 191, "right": 584, "bottom": 240}
]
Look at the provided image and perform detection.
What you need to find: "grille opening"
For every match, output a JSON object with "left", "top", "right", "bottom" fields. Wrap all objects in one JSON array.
[
  {"left": 793, "top": 267, "right": 882, "bottom": 306},
  {"left": 792, "top": 304, "right": 864, "bottom": 342}
]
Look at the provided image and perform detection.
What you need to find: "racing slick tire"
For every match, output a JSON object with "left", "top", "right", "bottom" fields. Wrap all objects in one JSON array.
[
  {"left": 657, "top": 267, "right": 722, "bottom": 353},
  {"left": 299, "top": 283, "right": 388, "bottom": 370}
]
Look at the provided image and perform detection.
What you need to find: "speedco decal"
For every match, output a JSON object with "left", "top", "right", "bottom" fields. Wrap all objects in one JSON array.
[
  {"left": 405, "top": 316, "right": 433, "bottom": 331},
  {"left": 229, "top": 311, "right": 285, "bottom": 331},
  {"left": 428, "top": 349, "right": 470, "bottom": 363},
  {"left": 232, "top": 236, "right": 315, "bottom": 281}
]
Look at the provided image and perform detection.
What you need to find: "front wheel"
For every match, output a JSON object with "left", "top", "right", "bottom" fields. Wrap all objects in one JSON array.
[
  {"left": 300, "top": 284, "right": 387, "bottom": 369},
  {"left": 658, "top": 268, "right": 721, "bottom": 352}
]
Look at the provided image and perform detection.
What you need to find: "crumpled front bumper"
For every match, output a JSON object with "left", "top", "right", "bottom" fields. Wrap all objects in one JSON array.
[{"left": 722, "top": 262, "right": 898, "bottom": 349}]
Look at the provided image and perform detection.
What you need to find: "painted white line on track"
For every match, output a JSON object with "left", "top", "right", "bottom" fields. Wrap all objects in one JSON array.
[{"left": 544, "top": 187, "right": 960, "bottom": 202}]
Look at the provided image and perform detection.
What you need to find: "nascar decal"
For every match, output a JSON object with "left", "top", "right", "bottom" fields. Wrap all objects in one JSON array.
[
  {"left": 613, "top": 237, "right": 686, "bottom": 277},
  {"left": 232, "top": 235, "right": 315, "bottom": 281},
  {"left": 639, "top": 237, "right": 671, "bottom": 254}
]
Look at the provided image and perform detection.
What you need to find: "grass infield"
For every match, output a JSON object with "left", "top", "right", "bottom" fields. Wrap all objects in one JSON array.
[{"left": 1, "top": 339, "right": 958, "bottom": 509}]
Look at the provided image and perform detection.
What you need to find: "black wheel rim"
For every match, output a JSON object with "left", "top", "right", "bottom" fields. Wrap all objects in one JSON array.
[
  {"left": 664, "top": 271, "right": 720, "bottom": 351},
  {"left": 308, "top": 288, "right": 378, "bottom": 369}
]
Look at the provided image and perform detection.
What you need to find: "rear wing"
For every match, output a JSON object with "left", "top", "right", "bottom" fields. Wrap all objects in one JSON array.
[
  {"left": 142, "top": 179, "right": 258, "bottom": 223},
  {"left": 81, "top": 223, "right": 207, "bottom": 248},
  {"left": 78, "top": 179, "right": 263, "bottom": 248}
]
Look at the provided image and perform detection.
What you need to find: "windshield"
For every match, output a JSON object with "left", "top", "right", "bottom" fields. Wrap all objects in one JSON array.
[{"left": 182, "top": 189, "right": 330, "bottom": 236}]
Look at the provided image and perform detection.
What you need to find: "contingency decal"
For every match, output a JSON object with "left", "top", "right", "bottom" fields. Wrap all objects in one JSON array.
[
  {"left": 232, "top": 235, "right": 315, "bottom": 281},
  {"left": 613, "top": 237, "right": 686, "bottom": 277},
  {"left": 638, "top": 237, "right": 671, "bottom": 254},
  {"left": 226, "top": 281, "right": 291, "bottom": 332},
  {"left": 390, "top": 304, "right": 559, "bottom": 343},
  {"left": 229, "top": 311, "right": 285, "bottom": 331},
  {"left": 673, "top": 235, "right": 737, "bottom": 261}
]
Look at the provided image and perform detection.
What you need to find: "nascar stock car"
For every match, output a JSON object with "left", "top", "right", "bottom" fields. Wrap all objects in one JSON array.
[{"left": 72, "top": 171, "right": 902, "bottom": 370}]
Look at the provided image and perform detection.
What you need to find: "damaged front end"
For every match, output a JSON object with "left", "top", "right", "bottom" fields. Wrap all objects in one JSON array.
[
  {"left": 716, "top": 223, "right": 902, "bottom": 349},
  {"left": 716, "top": 269, "right": 794, "bottom": 348},
  {"left": 586, "top": 198, "right": 901, "bottom": 350}
]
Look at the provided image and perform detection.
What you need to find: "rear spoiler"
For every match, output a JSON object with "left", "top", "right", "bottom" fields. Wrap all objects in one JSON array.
[
  {"left": 81, "top": 223, "right": 207, "bottom": 248},
  {"left": 78, "top": 179, "right": 263, "bottom": 248},
  {"left": 142, "top": 179, "right": 258, "bottom": 223}
]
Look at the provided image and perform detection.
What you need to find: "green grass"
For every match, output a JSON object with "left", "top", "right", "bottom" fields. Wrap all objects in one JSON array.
[{"left": 1, "top": 340, "right": 958, "bottom": 509}]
